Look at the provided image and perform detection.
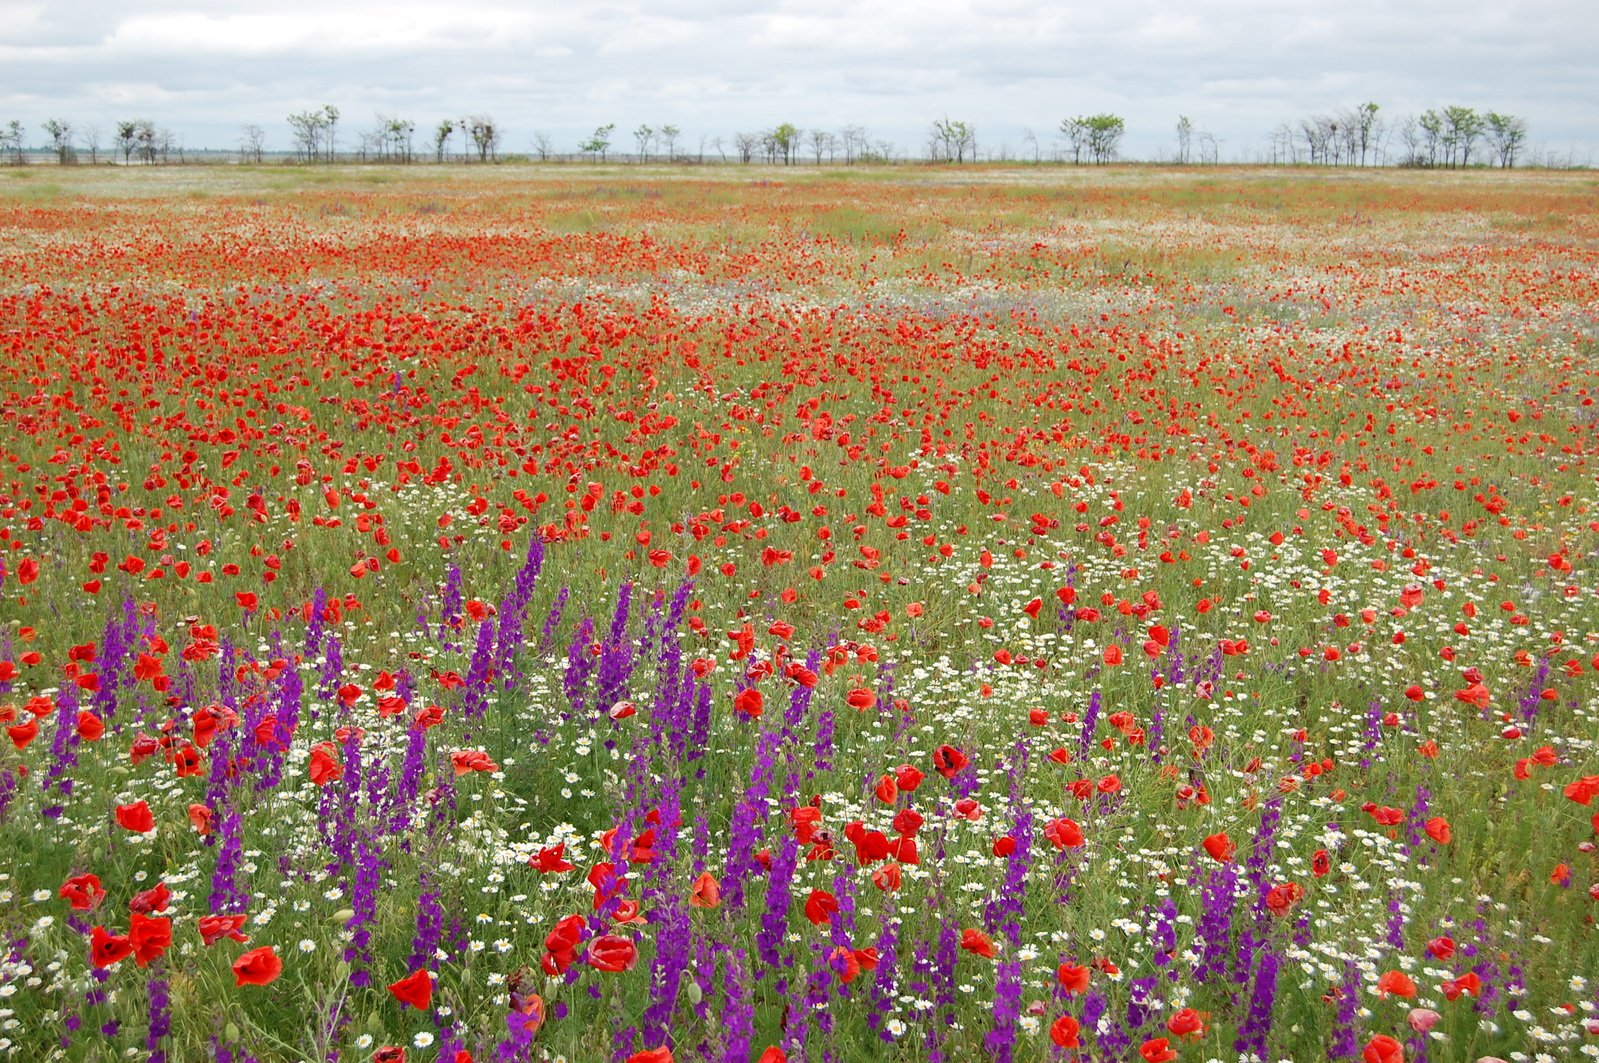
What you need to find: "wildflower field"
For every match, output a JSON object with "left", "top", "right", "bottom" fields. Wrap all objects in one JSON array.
[{"left": 2, "top": 162, "right": 1599, "bottom": 1063}]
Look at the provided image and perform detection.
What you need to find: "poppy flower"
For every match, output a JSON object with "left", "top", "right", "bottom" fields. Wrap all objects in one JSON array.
[
  {"left": 1362, "top": 1034, "right": 1404, "bottom": 1063},
  {"left": 198, "top": 914, "right": 250, "bottom": 946},
  {"left": 1424, "top": 817, "right": 1452, "bottom": 844},
  {"left": 931, "top": 744, "right": 968, "bottom": 779},
  {"left": 115, "top": 801, "right": 155, "bottom": 833},
  {"left": 232, "top": 945, "right": 282, "bottom": 986},
  {"left": 1311, "top": 848, "right": 1331, "bottom": 877},
  {"left": 804, "top": 889, "right": 839, "bottom": 926},
  {"left": 1442, "top": 971, "right": 1480, "bottom": 1000},
  {"left": 388, "top": 968, "right": 434, "bottom": 1010},
  {"left": 1139, "top": 1037, "right": 1178, "bottom": 1062},
  {"left": 1057, "top": 963, "right": 1090, "bottom": 993},
  {"left": 5, "top": 716, "right": 38, "bottom": 751},
  {"left": 894, "top": 764, "right": 924, "bottom": 791},
  {"left": 688, "top": 871, "right": 721, "bottom": 909},
  {"left": 733, "top": 688, "right": 764, "bottom": 718},
  {"left": 1564, "top": 775, "right": 1599, "bottom": 805},
  {"left": 89, "top": 926, "right": 133, "bottom": 967},
  {"left": 959, "top": 928, "right": 995, "bottom": 958},
  {"left": 1426, "top": 936, "right": 1455, "bottom": 960},
  {"left": 1045, "top": 816, "right": 1084, "bottom": 848},
  {"left": 1202, "top": 832, "right": 1235, "bottom": 862},
  {"left": 128, "top": 913, "right": 172, "bottom": 967},
  {"left": 1166, "top": 1007, "right": 1205, "bottom": 1039},
  {"left": 627, "top": 1049, "right": 673, "bottom": 1063},
  {"left": 1377, "top": 970, "right": 1417, "bottom": 998},
  {"left": 60, "top": 873, "right": 106, "bottom": 911},
  {"left": 372, "top": 1049, "right": 406, "bottom": 1063},
  {"left": 586, "top": 934, "right": 638, "bottom": 973},
  {"left": 756, "top": 1048, "right": 786, "bottom": 1063},
  {"left": 531, "top": 843, "right": 575, "bottom": 873},
  {"left": 1050, "top": 1013, "right": 1081, "bottom": 1048},
  {"left": 129, "top": 882, "right": 171, "bottom": 914}
]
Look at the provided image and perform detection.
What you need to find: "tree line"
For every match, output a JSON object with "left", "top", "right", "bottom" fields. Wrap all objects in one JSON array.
[{"left": 0, "top": 102, "right": 1551, "bottom": 168}]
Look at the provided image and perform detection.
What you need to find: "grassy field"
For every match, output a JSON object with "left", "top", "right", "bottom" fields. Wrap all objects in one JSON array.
[{"left": 1, "top": 163, "right": 1598, "bottom": 1062}]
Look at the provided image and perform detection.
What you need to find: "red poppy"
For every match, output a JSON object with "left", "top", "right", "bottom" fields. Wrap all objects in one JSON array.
[
  {"left": 1139, "top": 1037, "right": 1178, "bottom": 1062},
  {"left": 1563, "top": 775, "right": 1599, "bottom": 805},
  {"left": 115, "top": 801, "right": 155, "bottom": 833},
  {"left": 1376, "top": 970, "right": 1417, "bottom": 998},
  {"left": 1311, "top": 848, "right": 1331, "bottom": 877},
  {"left": 60, "top": 873, "right": 106, "bottom": 911},
  {"left": 959, "top": 928, "right": 995, "bottom": 958},
  {"left": 894, "top": 764, "right": 924, "bottom": 791},
  {"left": 129, "top": 882, "right": 171, "bottom": 914},
  {"left": 1362, "top": 1034, "right": 1404, "bottom": 1063},
  {"left": 1050, "top": 1013, "right": 1081, "bottom": 1048},
  {"left": 1057, "top": 963, "right": 1090, "bottom": 993},
  {"left": 1202, "top": 832, "right": 1235, "bottom": 862},
  {"left": 688, "top": 871, "right": 721, "bottom": 909},
  {"left": 128, "top": 913, "right": 172, "bottom": 967},
  {"left": 1045, "top": 816, "right": 1085, "bottom": 848},
  {"left": 733, "top": 688, "right": 764, "bottom": 718},
  {"left": 804, "top": 889, "right": 839, "bottom": 926},
  {"left": 627, "top": 1049, "right": 672, "bottom": 1063},
  {"left": 1424, "top": 817, "right": 1451, "bottom": 844},
  {"left": 90, "top": 926, "right": 133, "bottom": 968},
  {"left": 1166, "top": 1007, "right": 1205, "bottom": 1039},
  {"left": 531, "top": 843, "right": 575, "bottom": 873},
  {"left": 1426, "top": 936, "right": 1454, "bottom": 960},
  {"left": 232, "top": 946, "right": 282, "bottom": 986},
  {"left": 388, "top": 968, "right": 434, "bottom": 1010},
  {"left": 586, "top": 934, "right": 638, "bottom": 973},
  {"left": 7, "top": 715, "right": 40, "bottom": 750},
  {"left": 931, "top": 744, "right": 968, "bottom": 778},
  {"left": 198, "top": 914, "right": 250, "bottom": 946}
]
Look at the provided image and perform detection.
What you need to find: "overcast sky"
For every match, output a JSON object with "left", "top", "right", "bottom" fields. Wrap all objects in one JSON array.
[{"left": 2, "top": 0, "right": 1594, "bottom": 163}]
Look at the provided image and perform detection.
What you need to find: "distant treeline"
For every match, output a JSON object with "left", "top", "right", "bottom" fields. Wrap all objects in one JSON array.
[{"left": 1, "top": 103, "right": 1582, "bottom": 169}]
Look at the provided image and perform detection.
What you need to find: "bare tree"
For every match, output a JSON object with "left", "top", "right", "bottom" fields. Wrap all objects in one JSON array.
[
  {"left": 81, "top": 122, "right": 102, "bottom": 165},
  {"left": 240, "top": 124, "right": 266, "bottom": 164},
  {"left": 530, "top": 131, "right": 555, "bottom": 161},
  {"left": 433, "top": 120, "right": 454, "bottom": 163},
  {"left": 839, "top": 124, "right": 867, "bottom": 165},
  {"left": 808, "top": 128, "right": 833, "bottom": 164},
  {"left": 323, "top": 105, "right": 340, "bottom": 162},
  {"left": 659, "top": 124, "right": 680, "bottom": 161},
  {"left": 733, "top": 131, "right": 758, "bottom": 164},
  {"left": 466, "top": 115, "right": 500, "bottom": 162},
  {"left": 633, "top": 123, "right": 653, "bottom": 163},
  {"left": 1, "top": 121, "right": 25, "bottom": 165}
]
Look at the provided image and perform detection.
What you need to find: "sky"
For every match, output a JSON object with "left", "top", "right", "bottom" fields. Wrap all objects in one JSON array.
[{"left": 2, "top": 0, "right": 1594, "bottom": 163}]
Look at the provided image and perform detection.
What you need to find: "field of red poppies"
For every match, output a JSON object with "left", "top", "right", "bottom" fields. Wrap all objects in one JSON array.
[{"left": 1, "top": 162, "right": 1598, "bottom": 1063}]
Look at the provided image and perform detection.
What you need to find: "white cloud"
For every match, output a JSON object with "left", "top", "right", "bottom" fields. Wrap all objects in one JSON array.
[{"left": 0, "top": 0, "right": 1593, "bottom": 162}]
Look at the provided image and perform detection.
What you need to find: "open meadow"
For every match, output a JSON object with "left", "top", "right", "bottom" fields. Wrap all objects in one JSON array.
[{"left": 2, "top": 162, "right": 1599, "bottom": 1062}]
